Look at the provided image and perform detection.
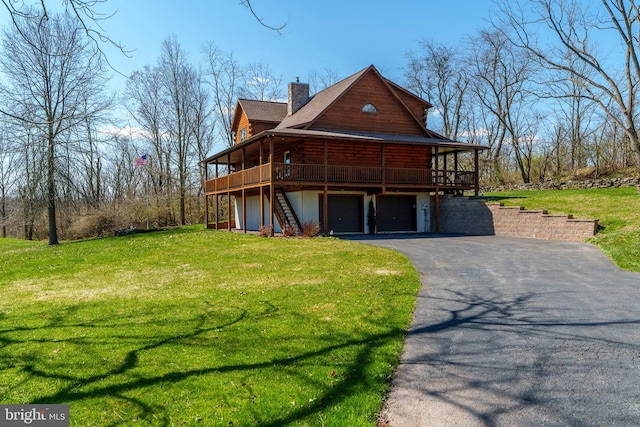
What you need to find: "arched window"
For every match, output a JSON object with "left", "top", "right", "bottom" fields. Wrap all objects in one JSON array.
[{"left": 361, "top": 103, "right": 377, "bottom": 113}]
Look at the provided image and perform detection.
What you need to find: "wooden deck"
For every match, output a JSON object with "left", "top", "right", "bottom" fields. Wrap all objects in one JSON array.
[{"left": 205, "top": 162, "right": 476, "bottom": 194}]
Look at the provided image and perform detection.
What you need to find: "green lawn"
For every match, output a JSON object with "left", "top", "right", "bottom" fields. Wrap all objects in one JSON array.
[
  {"left": 485, "top": 187, "right": 640, "bottom": 271},
  {"left": 0, "top": 227, "right": 421, "bottom": 426}
]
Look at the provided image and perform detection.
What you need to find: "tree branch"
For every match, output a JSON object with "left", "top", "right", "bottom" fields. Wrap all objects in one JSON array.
[{"left": 239, "top": 0, "right": 287, "bottom": 34}]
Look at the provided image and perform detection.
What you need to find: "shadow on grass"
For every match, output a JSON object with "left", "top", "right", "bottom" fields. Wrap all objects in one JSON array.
[{"left": 0, "top": 301, "right": 405, "bottom": 426}]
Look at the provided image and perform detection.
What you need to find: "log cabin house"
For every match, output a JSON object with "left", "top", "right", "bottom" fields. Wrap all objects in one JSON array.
[{"left": 202, "top": 65, "right": 486, "bottom": 235}]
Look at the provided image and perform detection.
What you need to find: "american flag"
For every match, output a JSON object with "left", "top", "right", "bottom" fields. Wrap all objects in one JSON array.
[{"left": 135, "top": 154, "right": 147, "bottom": 166}]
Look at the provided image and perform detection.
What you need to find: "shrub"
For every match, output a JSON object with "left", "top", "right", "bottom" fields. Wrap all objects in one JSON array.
[
  {"left": 258, "top": 225, "right": 273, "bottom": 237},
  {"left": 66, "top": 212, "right": 118, "bottom": 240},
  {"left": 282, "top": 223, "right": 298, "bottom": 237},
  {"left": 301, "top": 220, "right": 321, "bottom": 237}
]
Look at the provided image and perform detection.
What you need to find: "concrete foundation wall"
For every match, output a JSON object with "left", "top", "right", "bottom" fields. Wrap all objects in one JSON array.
[{"left": 439, "top": 196, "right": 598, "bottom": 242}]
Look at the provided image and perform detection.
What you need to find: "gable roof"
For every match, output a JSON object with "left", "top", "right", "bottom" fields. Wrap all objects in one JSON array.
[
  {"left": 230, "top": 99, "right": 288, "bottom": 134},
  {"left": 238, "top": 99, "right": 287, "bottom": 123},
  {"left": 276, "top": 65, "right": 433, "bottom": 136},
  {"left": 276, "top": 67, "right": 369, "bottom": 130}
]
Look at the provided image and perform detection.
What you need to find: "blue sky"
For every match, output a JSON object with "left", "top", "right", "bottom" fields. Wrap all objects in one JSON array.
[{"left": 76, "top": 0, "right": 496, "bottom": 92}]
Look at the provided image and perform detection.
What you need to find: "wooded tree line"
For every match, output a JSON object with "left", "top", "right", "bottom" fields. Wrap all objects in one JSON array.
[
  {"left": 0, "top": 9, "right": 296, "bottom": 242},
  {"left": 1, "top": 1, "right": 639, "bottom": 242},
  {"left": 407, "top": 0, "right": 640, "bottom": 186}
]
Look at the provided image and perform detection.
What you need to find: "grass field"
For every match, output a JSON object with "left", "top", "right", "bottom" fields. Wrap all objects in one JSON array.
[
  {"left": 0, "top": 227, "right": 421, "bottom": 426},
  {"left": 485, "top": 187, "right": 640, "bottom": 271}
]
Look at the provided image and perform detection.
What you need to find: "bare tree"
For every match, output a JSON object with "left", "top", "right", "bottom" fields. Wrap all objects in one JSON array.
[
  {"left": 405, "top": 39, "right": 469, "bottom": 140},
  {"left": 159, "top": 35, "right": 200, "bottom": 226},
  {"left": 497, "top": 0, "right": 640, "bottom": 172},
  {"left": 239, "top": 61, "right": 284, "bottom": 101},
  {"left": 1, "top": 0, "right": 127, "bottom": 60},
  {"left": 11, "top": 121, "right": 46, "bottom": 240},
  {"left": 0, "top": 10, "right": 111, "bottom": 244},
  {"left": 467, "top": 29, "right": 537, "bottom": 183},
  {"left": 203, "top": 42, "right": 245, "bottom": 148},
  {"left": 2, "top": 1, "right": 283, "bottom": 59},
  {"left": 238, "top": 0, "right": 286, "bottom": 33},
  {"left": 0, "top": 126, "right": 17, "bottom": 238},
  {"left": 308, "top": 68, "right": 341, "bottom": 94},
  {"left": 125, "top": 64, "right": 171, "bottom": 221}
]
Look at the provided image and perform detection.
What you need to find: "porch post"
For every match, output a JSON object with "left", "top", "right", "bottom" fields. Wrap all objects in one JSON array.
[
  {"left": 434, "top": 147, "right": 439, "bottom": 185},
  {"left": 381, "top": 144, "right": 386, "bottom": 193},
  {"left": 454, "top": 151, "right": 459, "bottom": 192},
  {"left": 242, "top": 147, "right": 246, "bottom": 233},
  {"left": 434, "top": 147, "right": 440, "bottom": 233},
  {"left": 474, "top": 149, "right": 480, "bottom": 197},
  {"left": 227, "top": 154, "right": 232, "bottom": 232},
  {"left": 269, "top": 136, "right": 275, "bottom": 236},
  {"left": 205, "top": 195, "right": 209, "bottom": 228},
  {"left": 213, "top": 159, "right": 220, "bottom": 230},
  {"left": 215, "top": 194, "right": 219, "bottom": 230},
  {"left": 242, "top": 147, "right": 246, "bottom": 175},
  {"left": 227, "top": 192, "right": 232, "bottom": 232},
  {"left": 204, "top": 162, "right": 208, "bottom": 228},
  {"left": 260, "top": 141, "right": 265, "bottom": 229},
  {"left": 435, "top": 190, "right": 440, "bottom": 233},
  {"left": 242, "top": 188, "right": 247, "bottom": 233},
  {"left": 323, "top": 139, "right": 329, "bottom": 236}
]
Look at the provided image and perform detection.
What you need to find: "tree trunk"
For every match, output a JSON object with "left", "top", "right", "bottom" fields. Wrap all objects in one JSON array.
[
  {"left": 1, "top": 194, "right": 6, "bottom": 238},
  {"left": 47, "top": 131, "right": 59, "bottom": 245}
]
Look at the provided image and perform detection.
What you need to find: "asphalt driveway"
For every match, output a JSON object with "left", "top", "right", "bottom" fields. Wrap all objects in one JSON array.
[{"left": 347, "top": 235, "right": 640, "bottom": 426}]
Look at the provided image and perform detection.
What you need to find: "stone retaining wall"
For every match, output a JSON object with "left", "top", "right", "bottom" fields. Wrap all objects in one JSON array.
[
  {"left": 439, "top": 196, "right": 599, "bottom": 242},
  {"left": 483, "top": 176, "right": 640, "bottom": 192}
]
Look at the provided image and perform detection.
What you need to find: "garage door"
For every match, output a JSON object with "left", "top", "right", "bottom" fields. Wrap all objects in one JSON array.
[
  {"left": 319, "top": 195, "right": 363, "bottom": 233},
  {"left": 377, "top": 196, "right": 416, "bottom": 232}
]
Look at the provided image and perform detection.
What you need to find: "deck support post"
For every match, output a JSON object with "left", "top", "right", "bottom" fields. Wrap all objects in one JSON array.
[
  {"left": 269, "top": 137, "right": 275, "bottom": 236},
  {"left": 242, "top": 148, "right": 246, "bottom": 233},
  {"left": 435, "top": 189, "right": 440, "bottom": 233},
  {"left": 227, "top": 154, "right": 232, "bottom": 232},
  {"left": 215, "top": 195, "right": 219, "bottom": 230},
  {"left": 205, "top": 194, "right": 209, "bottom": 228},
  {"left": 214, "top": 161, "right": 219, "bottom": 230},
  {"left": 242, "top": 189, "right": 246, "bottom": 233},
  {"left": 323, "top": 140, "right": 329, "bottom": 236},
  {"left": 381, "top": 144, "right": 386, "bottom": 193},
  {"left": 260, "top": 141, "right": 265, "bottom": 229},
  {"left": 434, "top": 147, "right": 439, "bottom": 185},
  {"left": 204, "top": 163, "right": 209, "bottom": 228},
  {"left": 454, "top": 151, "right": 459, "bottom": 194},
  {"left": 227, "top": 191, "right": 231, "bottom": 232},
  {"left": 474, "top": 149, "right": 480, "bottom": 197}
]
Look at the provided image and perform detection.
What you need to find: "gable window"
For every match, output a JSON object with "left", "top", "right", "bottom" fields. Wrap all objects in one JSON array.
[
  {"left": 239, "top": 127, "right": 247, "bottom": 142},
  {"left": 362, "top": 103, "right": 377, "bottom": 113}
]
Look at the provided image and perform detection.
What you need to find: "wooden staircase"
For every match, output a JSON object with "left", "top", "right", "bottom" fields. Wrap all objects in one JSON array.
[{"left": 273, "top": 189, "right": 301, "bottom": 235}]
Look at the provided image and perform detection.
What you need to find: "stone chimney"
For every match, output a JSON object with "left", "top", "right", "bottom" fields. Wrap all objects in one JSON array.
[{"left": 288, "top": 78, "right": 310, "bottom": 115}]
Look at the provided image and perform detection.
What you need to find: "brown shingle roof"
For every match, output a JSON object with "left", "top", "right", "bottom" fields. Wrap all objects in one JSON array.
[
  {"left": 238, "top": 99, "right": 287, "bottom": 123},
  {"left": 276, "top": 67, "right": 371, "bottom": 129}
]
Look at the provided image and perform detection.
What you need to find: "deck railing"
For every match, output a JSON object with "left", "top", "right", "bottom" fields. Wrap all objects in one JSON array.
[{"left": 205, "top": 162, "right": 476, "bottom": 192}]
